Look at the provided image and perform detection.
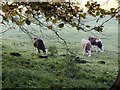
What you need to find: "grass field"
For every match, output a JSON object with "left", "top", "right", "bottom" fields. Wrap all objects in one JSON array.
[{"left": 1, "top": 17, "right": 119, "bottom": 88}]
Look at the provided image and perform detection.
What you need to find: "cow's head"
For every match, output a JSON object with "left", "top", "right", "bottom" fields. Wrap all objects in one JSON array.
[
  {"left": 81, "top": 39, "right": 92, "bottom": 57},
  {"left": 33, "top": 38, "right": 37, "bottom": 40}
]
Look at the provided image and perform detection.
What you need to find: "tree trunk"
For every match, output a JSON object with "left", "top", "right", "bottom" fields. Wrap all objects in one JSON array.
[{"left": 109, "top": 68, "right": 120, "bottom": 90}]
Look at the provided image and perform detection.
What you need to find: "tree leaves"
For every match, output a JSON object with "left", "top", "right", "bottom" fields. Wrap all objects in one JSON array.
[
  {"left": 94, "top": 26, "right": 103, "bottom": 32},
  {"left": 11, "top": 10, "right": 17, "bottom": 16},
  {"left": 25, "top": 10, "right": 32, "bottom": 14},
  {"left": 25, "top": 18, "right": 31, "bottom": 25},
  {"left": 74, "top": 6, "right": 79, "bottom": 11},
  {"left": 3, "top": 15, "right": 8, "bottom": 21},
  {"left": 76, "top": 26, "right": 82, "bottom": 30},
  {"left": 86, "top": 25, "right": 90, "bottom": 28},
  {"left": 96, "top": 12, "right": 100, "bottom": 16},
  {"left": 2, "top": 4, "right": 9, "bottom": 13},
  {"left": 52, "top": 19, "right": 57, "bottom": 24},
  {"left": 56, "top": 3, "right": 61, "bottom": 7},
  {"left": 85, "top": 1, "right": 90, "bottom": 8},
  {"left": 79, "top": 13, "right": 86, "bottom": 19},
  {"left": 58, "top": 23, "right": 64, "bottom": 28},
  {"left": 71, "top": 22, "right": 76, "bottom": 27},
  {"left": 16, "top": 20, "right": 25, "bottom": 26},
  {"left": 47, "top": 25, "right": 52, "bottom": 29},
  {"left": 110, "top": 8, "right": 116, "bottom": 12},
  {"left": 0, "top": 2, "right": 119, "bottom": 31}
]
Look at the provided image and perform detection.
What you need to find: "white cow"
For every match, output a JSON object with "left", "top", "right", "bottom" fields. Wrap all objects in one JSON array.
[{"left": 81, "top": 39, "right": 92, "bottom": 57}]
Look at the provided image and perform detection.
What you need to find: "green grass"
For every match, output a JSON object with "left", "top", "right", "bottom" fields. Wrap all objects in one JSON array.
[
  {"left": 1, "top": 17, "right": 119, "bottom": 88},
  {"left": 2, "top": 48, "right": 118, "bottom": 88}
]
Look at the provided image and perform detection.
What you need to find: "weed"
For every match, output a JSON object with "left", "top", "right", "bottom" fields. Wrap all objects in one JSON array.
[{"left": 48, "top": 46, "right": 58, "bottom": 57}]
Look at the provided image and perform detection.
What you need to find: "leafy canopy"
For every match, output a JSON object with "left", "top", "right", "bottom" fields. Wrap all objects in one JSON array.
[{"left": 0, "top": 1, "right": 120, "bottom": 32}]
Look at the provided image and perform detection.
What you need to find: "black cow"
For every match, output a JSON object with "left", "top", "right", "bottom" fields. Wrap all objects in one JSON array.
[
  {"left": 33, "top": 38, "right": 47, "bottom": 55},
  {"left": 88, "top": 36, "right": 104, "bottom": 52}
]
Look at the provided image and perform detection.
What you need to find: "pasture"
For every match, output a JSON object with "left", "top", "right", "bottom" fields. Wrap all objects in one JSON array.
[{"left": 1, "top": 17, "right": 119, "bottom": 88}]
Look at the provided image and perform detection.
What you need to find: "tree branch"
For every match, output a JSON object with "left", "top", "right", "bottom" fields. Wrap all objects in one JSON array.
[
  {"left": 101, "top": 0, "right": 110, "bottom": 6},
  {"left": 0, "top": 22, "right": 15, "bottom": 34},
  {"left": 100, "top": 17, "right": 113, "bottom": 26}
]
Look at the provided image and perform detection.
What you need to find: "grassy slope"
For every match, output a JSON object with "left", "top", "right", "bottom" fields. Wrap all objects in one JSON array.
[
  {"left": 1, "top": 17, "right": 119, "bottom": 88},
  {"left": 2, "top": 46, "right": 118, "bottom": 88}
]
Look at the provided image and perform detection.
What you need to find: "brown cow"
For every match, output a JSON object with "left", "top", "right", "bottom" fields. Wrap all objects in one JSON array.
[{"left": 33, "top": 38, "right": 47, "bottom": 55}]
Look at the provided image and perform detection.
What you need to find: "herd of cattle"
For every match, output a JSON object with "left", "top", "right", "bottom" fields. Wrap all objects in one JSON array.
[{"left": 33, "top": 36, "right": 104, "bottom": 57}]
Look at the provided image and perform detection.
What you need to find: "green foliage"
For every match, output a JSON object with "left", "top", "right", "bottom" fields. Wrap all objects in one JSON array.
[
  {"left": 58, "top": 23, "right": 64, "bottom": 28},
  {"left": 52, "top": 19, "right": 57, "bottom": 24},
  {"left": 0, "top": 2, "right": 119, "bottom": 31},
  {"left": 47, "top": 25, "right": 52, "bottom": 29},
  {"left": 63, "top": 55, "right": 79, "bottom": 78},
  {"left": 48, "top": 46, "right": 58, "bottom": 56},
  {"left": 94, "top": 26, "right": 103, "bottom": 32},
  {"left": 25, "top": 18, "right": 31, "bottom": 25}
]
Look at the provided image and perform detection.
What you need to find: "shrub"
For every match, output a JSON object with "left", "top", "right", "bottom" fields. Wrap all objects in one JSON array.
[{"left": 48, "top": 46, "right": 58, "bottom": 56}]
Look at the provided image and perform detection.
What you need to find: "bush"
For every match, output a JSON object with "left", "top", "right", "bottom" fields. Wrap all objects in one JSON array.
[{"left": 48, "top": 46, "right": 58, "bottom": 56}]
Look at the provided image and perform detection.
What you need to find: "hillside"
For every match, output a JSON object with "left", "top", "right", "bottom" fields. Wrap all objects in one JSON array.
[{"left": 1, "top": 17, "right": 119, "bottom": 88}]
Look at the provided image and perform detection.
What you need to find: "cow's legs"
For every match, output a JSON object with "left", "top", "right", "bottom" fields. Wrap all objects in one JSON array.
[
  {"left": 34, "top": 48, "right": 37, "bottom": 53},
  {"left": 101, "top": 46, "right": 104, "bottom": 52},
  {"left": 96, "top": 46, "right": 99, "bottom": 52},
  {"left": 82, "top": 44, "right": 86, "bottom": 55},
  {"left": 96, "top": 46, "right": 104, "bottom": 52},
  {"left": 43, "top": 51, "right": 46, "bottom": 55},
  {"left": 88, "top": 49, "right": 91, "bottom": 57},
  {"left": 37, "top": 49, "right": 40, "bottom": 53},
  {"left": 82, "top": 49, "right": 85, "bottom": 55}
]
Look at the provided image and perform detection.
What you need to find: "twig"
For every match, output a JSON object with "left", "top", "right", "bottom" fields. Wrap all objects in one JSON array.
[
  {"left": 101, "top": 0, "right": 109, "bottom": 6},
  {"left": 54, "top": 31, "right": 74, "bottom": 55},
  {"left": 100, "top": 16, "right": 113, "bottom": 26},
  {"left": 0, "top": 29, "right": 10, "bottom": 34},
  {"left": 0, "top": 22, "right": 15, "bottom": 34}
]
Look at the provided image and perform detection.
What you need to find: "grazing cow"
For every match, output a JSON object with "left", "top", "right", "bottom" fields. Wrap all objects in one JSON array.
[
  {"left": 81, "top": 39, "right": 92, "bottom": 57},
  {"left": 33, "top": 38, "right": 47, "bottom": 55},
  {"left": 88, "top": 36, "right": 104, "bottom": 52}
]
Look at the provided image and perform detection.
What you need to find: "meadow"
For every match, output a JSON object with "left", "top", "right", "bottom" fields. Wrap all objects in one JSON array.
[{"left": 1, "top": 16, "right": 119, "bottom": 88}]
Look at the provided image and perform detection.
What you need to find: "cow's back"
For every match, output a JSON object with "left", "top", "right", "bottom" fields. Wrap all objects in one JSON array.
[
  {"left": 34, "top": 38, "right": 46, "bottom": 52},
  {"left": 88, "top": 37, "right": 97, "bottom": 45},
  {"left": 37, "top": 39, "right": 45, "bottom": 50},
  {"left": 81, "top": 39, "right": 91, "bottom": 51}
]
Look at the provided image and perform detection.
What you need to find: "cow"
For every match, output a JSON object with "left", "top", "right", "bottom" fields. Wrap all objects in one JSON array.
[
  {"left": 81, "top": 39, "right": 92, "bottom": 57},
  {"left": 88, "top": 36, "right": 104, "bottom": 52},
  {"left": 33, "top": 38, "right": 47, "bottom": 55}
]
